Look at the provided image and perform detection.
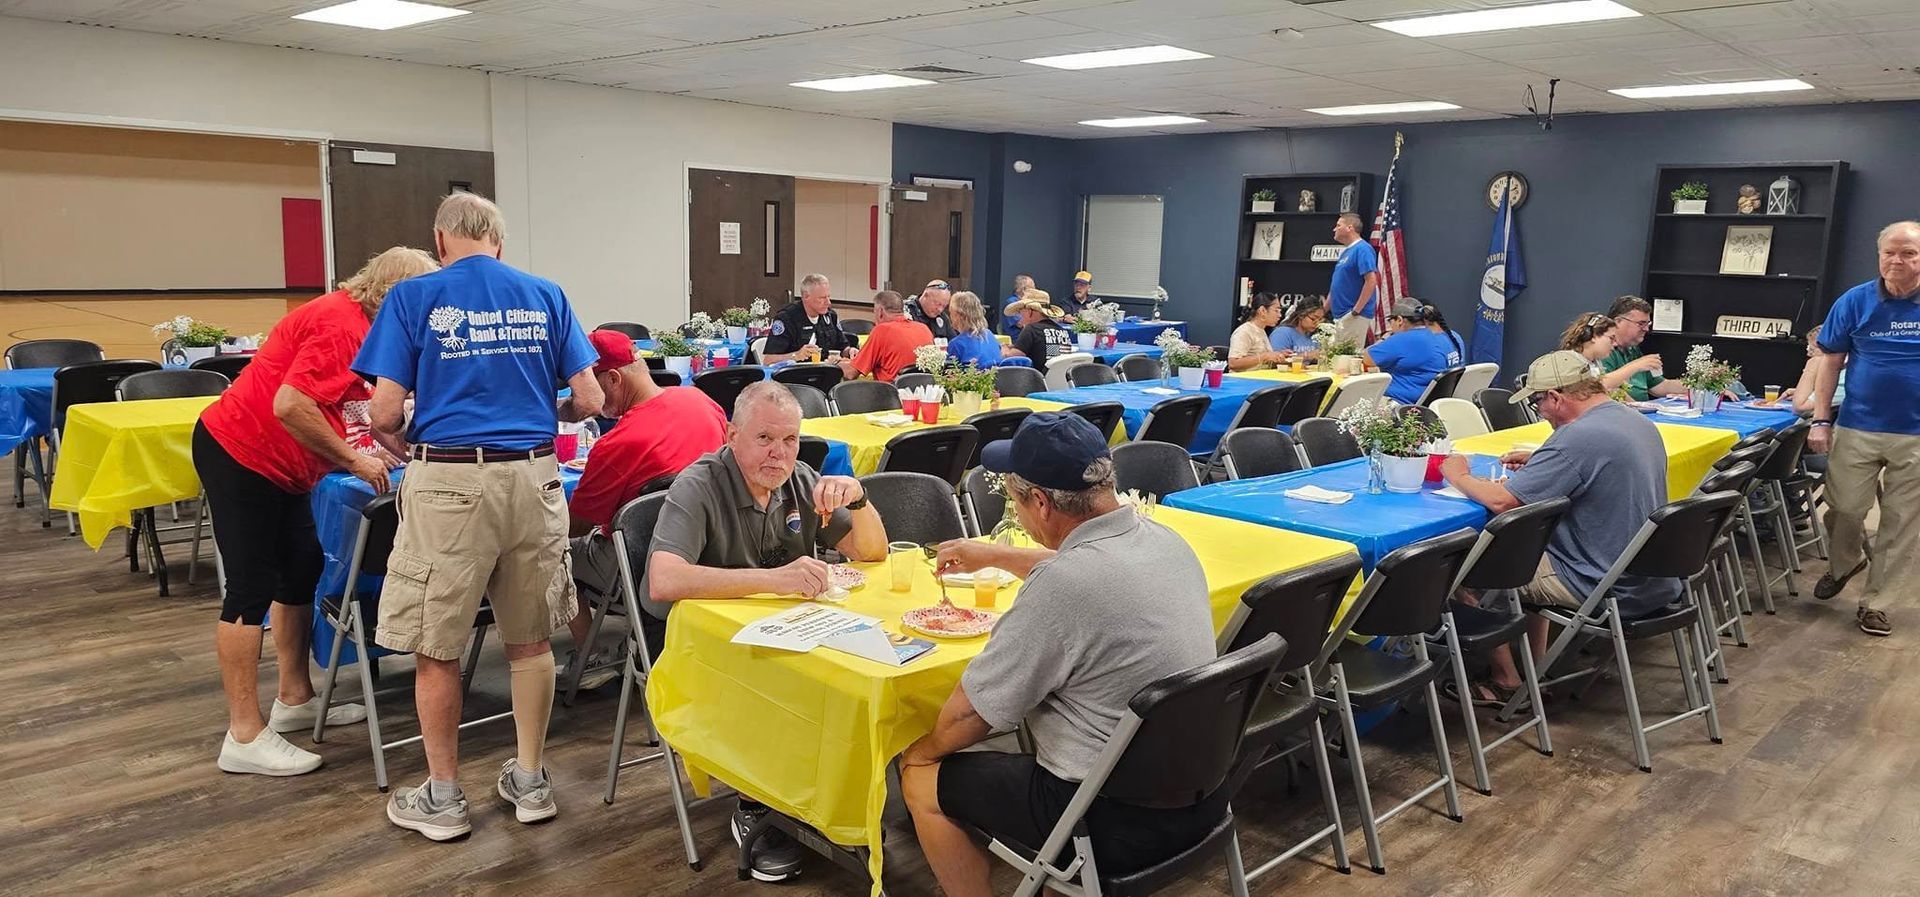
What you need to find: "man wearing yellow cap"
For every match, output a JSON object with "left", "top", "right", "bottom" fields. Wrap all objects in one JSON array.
[{"left": 1064, "top": 270, "right": 1095, "bottom": 317}]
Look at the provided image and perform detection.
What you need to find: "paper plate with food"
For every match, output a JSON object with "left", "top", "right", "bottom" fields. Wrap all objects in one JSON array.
[
  {"left": 562, "top": 458, "right": 588, "bottom": 471},
  {"left": 902, "top": 600, "right": 999, "bottom": 639}
]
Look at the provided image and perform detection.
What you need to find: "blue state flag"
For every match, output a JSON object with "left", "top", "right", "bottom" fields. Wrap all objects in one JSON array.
[{"left": 1470, "top": 190, "right": 1526, "bottom": 367}]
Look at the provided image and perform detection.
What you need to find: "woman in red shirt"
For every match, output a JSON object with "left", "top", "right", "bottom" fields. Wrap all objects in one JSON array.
[{"left": 194, "top": 246, "right": 435, "bottom": 776}]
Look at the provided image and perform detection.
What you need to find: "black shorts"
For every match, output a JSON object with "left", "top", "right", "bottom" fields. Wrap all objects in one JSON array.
[
  {"left": 192, "top": 421, "right": 323, "bottom": 625},
  {"left": 935, "top": 750, "right": 1227, "bottom": 876}
]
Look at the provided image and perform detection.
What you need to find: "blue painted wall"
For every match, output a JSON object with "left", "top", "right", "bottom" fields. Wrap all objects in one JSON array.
[{"left": 896, "top": 101, "right": 1920, "bottom": 367}]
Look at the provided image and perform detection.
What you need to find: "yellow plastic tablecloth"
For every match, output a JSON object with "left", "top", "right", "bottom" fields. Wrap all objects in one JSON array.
[
  {"left": 1226, "top": 369, "right": 1346, "bottom": 411},
  {"left": 645, "top": 506, "right": 1362, "bottom": 891},
  {"left": 1453, "top": 420, "right": 1737, "bottom": 500},
  {"left": 49, "top": 397, "right": 217, "bottom": 549},
  {"left": 800, "top": 397, "right": 1120, "bottom": 476}
]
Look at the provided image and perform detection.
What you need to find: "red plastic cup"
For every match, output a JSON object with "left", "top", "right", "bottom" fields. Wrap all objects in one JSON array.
[
  {"left": 1204, "top": 367, "right": 1225, "bottom": 388},
  {"left": 918, "top": 401, "right": 942, "bottom": 424},
  {"left": 711, "top": 352, "right": 731, "bottom": 368},
  {"left": 900, "top": 397, "right": 921, "bottom": 417},
  {"left": 1425, "top": 453, "right": 1446, "bottom": 484},
  {"left": 555, "top": 432, "right": 579, "bottom": 463}
]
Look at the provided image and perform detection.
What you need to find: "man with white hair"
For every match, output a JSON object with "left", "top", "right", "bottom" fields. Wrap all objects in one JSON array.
[
  {"left": 763, "top": 273, "right": 853, "bottom": 365},
  {"left": 1808, "top": 220, "right": 1920, "bottom": 637},
  {"left": 907, "top": 279, "right": 956, "bottom": 340},
  {"left": 1002, "top": 273, "right": 1034, "bottom": 336},
  {"left": 356, "top": 192, "right": 603, "bottom": 840}
]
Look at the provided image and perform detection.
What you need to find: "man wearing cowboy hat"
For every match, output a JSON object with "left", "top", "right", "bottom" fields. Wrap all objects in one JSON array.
[{"left": 1005, "top": 290, "right": 1073, "bottom": 375}]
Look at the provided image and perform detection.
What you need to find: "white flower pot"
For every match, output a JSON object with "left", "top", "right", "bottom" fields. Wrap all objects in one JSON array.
[
  {"left": 1178, "top": 367, "right": 1205, "bottom": 390},
  {"left": 664, "top": 355, "right": 694, "bottom": 379},
  {"left": 1076, "top": 332, "right": 1097, "bottom": 349},
  {"left": 1690, "top": 388, "right": 1723, "bottom": 413},
  {"left": 726, "top": 326, "right": 748, "bottom": 343},
  {"left": 1251, "top": 200, "right": 1276, "bottom": 214},
  {"left": 171, "top": 344, "right": 217, "bottom": 366},
  {"left": 1673, "top": 199, "right": 1707, "bottom": 215},
  {"left": 951, "top": 391, "right": 983, "bottom": 418},
  {"left": 1383, "top": 454, "right": 1428, "bottom": 493}
]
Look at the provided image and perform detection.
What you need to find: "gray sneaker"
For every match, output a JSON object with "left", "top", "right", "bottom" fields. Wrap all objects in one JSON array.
[
  {"left": 497, "top": 759, "right": 558, "bottom": 823},
  {"left": 1858, "top": 607, "right": 1891, "bottom": 637},
  {"left": 387, "top": 782, "right": 470, "bottom": 841}
]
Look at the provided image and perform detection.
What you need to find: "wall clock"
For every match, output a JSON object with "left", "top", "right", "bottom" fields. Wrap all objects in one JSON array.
[{"left": 1486, "top": 170, "right": 1529, "bottom": 210}]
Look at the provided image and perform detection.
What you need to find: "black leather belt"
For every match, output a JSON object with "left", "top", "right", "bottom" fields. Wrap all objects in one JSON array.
[{"left": 410, "top": 444, "right": 555, "bottom": 463}]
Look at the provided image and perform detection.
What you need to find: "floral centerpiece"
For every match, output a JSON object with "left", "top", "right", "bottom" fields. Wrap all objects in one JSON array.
[
  {"left": 719, "top": 306, "right": 754, "bottom": 341},
  {"left": 683, "top": 311, "right": 725, "bottom": 340},
  {"left": 1155, "top": 330, "right": 1214, "bottom": 389},
  {"left": 1338, "top": 398, "right": 1440, "bottom": 493},
  {"left": 652, "top": 329, "right": 698, "bottom": 378},
  {"left": 152, "top": 315, "right": 230, "bottom": 363},
  {"left": 747, "top": 297, "right": 772, "bottom": 336},
  {"left": 1150, "top": 286, "right": 1169, "bottom": 321},
  {"left": 1072, "top": 300, "right": 1126, "bottom": 347},
  {"left": 913, "top": 344, "right": 993, "bottom": 415},
  {"left": 979, "top": 470, "right": 1025, "bottom": 544},
  {"left": 1680, "top": 344, "right": 1740, "bottom": 412},
  {"left": 1311, "top": 321, "right": 1359, "bottom": 372}
]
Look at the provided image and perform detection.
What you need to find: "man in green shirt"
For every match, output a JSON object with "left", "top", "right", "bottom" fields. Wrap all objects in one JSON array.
[{"left": 1599, "top": 295, "right": 1687, "bottom": 401}]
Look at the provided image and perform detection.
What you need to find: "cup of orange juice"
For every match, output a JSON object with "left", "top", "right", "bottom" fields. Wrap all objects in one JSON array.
[
  {"left": 1289, "top": 357, "right": 1304, "bottom": 373},
  {"left": 972, "top": 569, "right": 1001, "bottom": 609},
  {"left": 1763, "top": 385, "right": 1781, "bottom": 404}
]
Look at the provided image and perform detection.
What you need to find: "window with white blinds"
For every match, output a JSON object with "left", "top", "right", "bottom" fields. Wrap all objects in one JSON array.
[{"left": 1080, "top": 195, "right": 1163, "bottom": 299}]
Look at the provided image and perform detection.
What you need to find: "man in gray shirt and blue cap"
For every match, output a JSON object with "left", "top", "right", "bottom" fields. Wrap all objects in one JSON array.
[{"left": 901, "top": 412, "right": 1219, "bottom": 897}]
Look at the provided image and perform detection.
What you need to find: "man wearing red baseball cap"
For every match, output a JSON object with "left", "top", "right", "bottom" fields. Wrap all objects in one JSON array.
[{"left": 561, "top": 328, "right": 727, "bottom": 687}]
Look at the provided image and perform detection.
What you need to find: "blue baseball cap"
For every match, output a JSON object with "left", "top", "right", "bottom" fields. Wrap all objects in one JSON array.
[{"left": 980, "top": 412, "right": 1110, "bottom": 491}]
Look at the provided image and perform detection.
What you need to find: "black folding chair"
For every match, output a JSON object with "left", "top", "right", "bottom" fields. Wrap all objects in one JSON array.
[
  {"left": 595, "top": 322, "right": 651, "bottom": 339},
  {"left": 1218, "top": 429, "right": 1301, "bottom": 480},
  {"left": 860, "top": 471, "right": 966, "bottom": 544},
  {"left": 832, "top": 380, "right": 901, "bottom": 414},
  {"left": 1474, "top": 388, "right": 1531, "bottom": 432},
  {"left": 561, "top": 474, "right": 676, "bottom": 707},
  {"left": 1216, "top": 554, "right": 1363, "bottom": 880},
  {"left": 839, "top": 318, "right": 876, "bottom": 337},
  {"left": 1202, "top": 384, "right": 1294, "bottom": 477},
  {"left": 1113, "top": 354, "right": 1162, "bottom": 382},
  {"left": 48, "top": 359, "right": 162, "bottom": 530},
  {"left": 1112, "top": 441, "right": 1200, "bottom": 499},
  {"left": 1066, "top": 401, "right": 1125, "bottom": 443},
  {"left": 692, "top": 366, "right": 766, "bottom": 418},
  {"left": 116, "top": 368, "right": 229, "bottom": 400},
  {"left": 1747, "top": 423, "right": 1821, "bottom": 603},
  {"left": 1397, "top": 404, "right": 1440, "bottom": 430},
  {"left": 784, "top": 383, "right": 833, "bottom": 419},
  {"left": 1276, "top": 377, "right": 1333, "bottom": 429},
  {"left": 8, "top": 339, "right": 105, "bottom": 517},
  {"left": 985, "top": 635, "right": 1286, "bottom": 897},
  {"left": 771, "top": 363, "right": 843, "bottom": 396},
  {"left": 1293, "top": 417, "right": 1359, "bottom": 467},
  {"left": 1516, "top": 492, "right": 1741, "bottom": 773},
  {"left": 189, "top": 354, "right": 254, "bottom": 381},
  {"left": 895, "top": 371, "right": 936, "bottom": 392},
  {"left": 960, "top": 467, "right": 1006, "bottom": 537},
  {"left": 877, "top": 425, "right": 978, "bottom": 487},
  {"left": 651, "top": 370, "right": 682, "bottom": 387},
  {"left": 994, "top": 365, "right": 1046, "bottom": 398},
  {"left": 963, "top": 407, "right": 1031, "bottom": 469},
  {"left": 798, "top": 435, "right": 830, "bottom": 472},
  {"left": 1693, "top": 461, "right": 1762, "bottom": 681},
  {"left": 1428, "top": 498, "right": 1569, "bottom": 795},
  {"left": 1066, "top": 362, "right": 1119, "bottom": 388},
  {"left": 1416, "top": 366, "right": 1466, "bottom": 407},
  {"left": 1136, "top": 394, "right": 1211, "bottom": 449}
]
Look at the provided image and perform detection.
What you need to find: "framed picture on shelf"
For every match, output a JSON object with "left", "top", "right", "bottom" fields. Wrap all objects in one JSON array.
[
  {"left": 1249, "top": 221, "right": 1284, "bottom": 260},
  {"left": 1720, "top": 225, "right": 1773, "bottom": 276}
]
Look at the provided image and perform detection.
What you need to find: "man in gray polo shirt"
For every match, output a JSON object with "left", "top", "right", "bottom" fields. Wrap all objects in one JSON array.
[
  {"left": 646, "top": 380, "right": 888, "bottom": 882},
  {"left": 901, "top": 413, "right": 1218, "bottom": 897}
]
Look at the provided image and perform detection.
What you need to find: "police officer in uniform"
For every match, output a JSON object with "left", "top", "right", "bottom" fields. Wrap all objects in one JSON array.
[
  {"left": 762, "top": 272, "right": 854, "bottom": 365},
  {"left": 905, "top": 279, "right": 955, "bottom": 341}
]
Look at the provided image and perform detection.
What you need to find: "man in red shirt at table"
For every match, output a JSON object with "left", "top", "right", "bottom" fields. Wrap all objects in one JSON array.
[
  {"left": 562, "top": 329, "right": 727, "bottom": 687},
  {"left": 840, "top": 290, "right": 934, "bottom": 384}
]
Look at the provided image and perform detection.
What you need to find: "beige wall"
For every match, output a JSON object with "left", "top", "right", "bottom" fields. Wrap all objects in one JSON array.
[
  {"left": 0, "top": 121, "right": 320, "bottom": 290},
  {"left": 795, "top": 179, "right": 883, "bottom": 305}
]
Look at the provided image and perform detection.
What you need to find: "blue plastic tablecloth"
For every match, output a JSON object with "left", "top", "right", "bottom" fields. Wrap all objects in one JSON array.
[
  {"left": 1111, "top": 320, "right": 1186, "bottom": 344},
  {"left": 1084, "top": 342, "right": 1165, "bottom": 365},
  {"left": 1645, "top": 399, "right": 1802, "bottom": 439},
  {"left": 0, "top": 368, "right": 56, "bottom": 456},
  {"left": 1165, "top": 457, "right": 1492, "bottom": 570},
  {"left": 1030, "top": 376, "right": 1269, "bottom": 455}
]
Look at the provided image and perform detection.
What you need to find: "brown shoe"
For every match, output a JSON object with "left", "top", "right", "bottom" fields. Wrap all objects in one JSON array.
[{"left": 1858, "top": 607, "right": 1891, "bottom": 637}]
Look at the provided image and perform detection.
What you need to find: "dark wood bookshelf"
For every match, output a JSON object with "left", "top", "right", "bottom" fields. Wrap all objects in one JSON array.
[
  {"left": 1234, "top": 172, "right": 1373, "bottom": 324},
  {"left": 1638, "top": 161, "right": 1847, "bottom": 388}
]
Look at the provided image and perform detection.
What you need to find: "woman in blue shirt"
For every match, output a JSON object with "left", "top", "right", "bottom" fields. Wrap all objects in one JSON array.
[
  {"left": 1269, "top": 295, "right": 1328, "bottom": 359},
  {"left": 945, "top": 291, "right": 1003, "bottom": 370},
  {"left": 1366, "top": 297, "right": 1464, "bottom": 404}
]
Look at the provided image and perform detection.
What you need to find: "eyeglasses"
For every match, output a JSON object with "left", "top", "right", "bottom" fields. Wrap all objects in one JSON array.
[
  {"left": 1617, "top": 315, "right": 1652, "bottom": 328},
  {"left": 927, "top": 281, "right": 951, "bottom": 291}
]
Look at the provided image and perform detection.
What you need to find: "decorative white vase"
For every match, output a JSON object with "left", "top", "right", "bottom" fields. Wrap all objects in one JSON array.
[
  {"left": 1178, "top": 367, "right": 1205, "bottom": 390},
  {"left": 952, "top": 391, "right": 983, "bottom": 418},
  {"left": 1673, "top": 199, "right": 1707, "bottom": 215},
  {"left": 664, "top": 355, "right": 694, "bottom": 379},
  {"left": 1076, "top": 332, "right": 1097, "bottom": 349},
  {"left": 1383, "top": 454, "right": 1428, "bottom": 493},
  {"left": 177, "top": 345, "right": 217, "bottom": 366},
  {"left": 1251, "top": 200, "right": 1276, "bottom": 214},
  {"left": 1690, "top": 388, "right": 1723, "bottom": 413},
  {"left": 726, "top": 325, "right": 748, "bottom": 343}
]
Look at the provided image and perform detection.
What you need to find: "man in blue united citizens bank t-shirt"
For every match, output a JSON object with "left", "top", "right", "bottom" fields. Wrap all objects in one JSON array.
[{"left": 354, "top": 254, "right": 597, "bottom": 450}]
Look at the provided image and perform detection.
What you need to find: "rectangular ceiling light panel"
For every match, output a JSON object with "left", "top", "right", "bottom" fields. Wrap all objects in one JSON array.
[
  {"left": 1025, "top": 45, "right": 1212, "bottom": 70},
  {"left": 1373, "top": 0, "right": 1639, "bottom": 38},
  {"left": 293, "top": 0, "right": 468, "bottom": 30}
]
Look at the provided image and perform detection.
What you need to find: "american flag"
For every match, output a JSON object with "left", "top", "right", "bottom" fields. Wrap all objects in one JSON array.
[{"left": 1368, "top": 133, "right": 1412, "bottom": 339}]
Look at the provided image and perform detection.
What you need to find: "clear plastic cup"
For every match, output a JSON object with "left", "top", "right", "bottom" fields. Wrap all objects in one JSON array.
[
  {"left": 889, "top": 541, "right": 918, "bottom": 592},
  {"left": 1764, "top": 385, "right": 1781, "bottom": 404},
  {"left": 973, "top": 570, "right": 1000, "bottom": 609}
]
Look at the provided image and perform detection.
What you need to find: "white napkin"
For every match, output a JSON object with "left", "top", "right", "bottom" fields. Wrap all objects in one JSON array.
[
  {"left": 869, "top": 412, "right": 916, "bottom": 427},
  {"left": 1431, "top": 484, "right": 1472, "bottom": 501},
  {"left": 1141, "top": 386, "right": 1181, "bottom": 396},
  {"left": 1284, "top": 485, "right": 1353, "bottom": 504},
  {"left": 1656, "top": 406, "right": 1703, "bottom": 418}
]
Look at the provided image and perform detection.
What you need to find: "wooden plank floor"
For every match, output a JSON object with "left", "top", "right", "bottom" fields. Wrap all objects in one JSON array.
[
  {"left": 1, "top": 489, "right": 1915, "bottom": 897},
  {"left": 1, "top": 293, "right": 306, "bottom": 361}
]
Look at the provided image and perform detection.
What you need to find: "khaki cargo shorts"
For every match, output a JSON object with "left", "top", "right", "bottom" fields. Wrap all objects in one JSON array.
[
  {"left": 1515, "top": 554, "right": 1584, "bottom": 612},
  {"left": 375, "top": 453, "right": 577, "bottom": 661}
]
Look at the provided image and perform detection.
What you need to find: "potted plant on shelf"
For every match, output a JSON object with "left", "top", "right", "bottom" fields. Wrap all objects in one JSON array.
[
  {"left": 1311, "top": 322, "right": 1361, "bottom": 374},
  {"left": 1250, "top": 188, "right": 1278, "bottom": 214},
  {"left": 151, "top": 315, "right": 229, "bottom": 365},
  {"left": 1670, "top": 181, "right": 1709, "bottom": 215},
  {"left": 720, "top": 306, "right": 754, "bottom": 343},
  {"left": 1156, "top": 330, "right": 1213, "bottom": 389},
  {"left": 1681, "top": 344, "right": 1740, "bottom": 413},
  {"left": 1338, "top": 398, "right": 1439, "bottom": 494},
  {"left": 653, "top": 329, "right": 698, "bottom": 378}
]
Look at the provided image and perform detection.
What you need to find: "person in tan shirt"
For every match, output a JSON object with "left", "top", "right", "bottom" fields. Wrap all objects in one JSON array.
[{"left": 1228, "top": 293, "right": 1292, "bottom": 371}]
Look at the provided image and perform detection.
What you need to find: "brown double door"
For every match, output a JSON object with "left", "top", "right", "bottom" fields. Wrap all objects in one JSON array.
[
  {"left": 688, "top": 168, "right": 796, "bottom": 318},
  {"left": 889, "top": 184, "right": 972, "bottom": 294},
  {"left": 327, "top": 141, "right": 493, "bottom": 281}
]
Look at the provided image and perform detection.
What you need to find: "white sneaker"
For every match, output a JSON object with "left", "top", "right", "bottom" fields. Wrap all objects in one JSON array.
[
  {"left": 269, "top": 698, "right": 368, "bottom": 733},
  {"left": 217, "top": 728, "right": 323, "bottom": 776}
]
